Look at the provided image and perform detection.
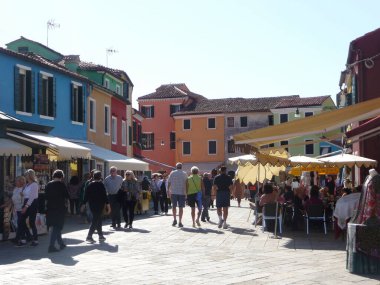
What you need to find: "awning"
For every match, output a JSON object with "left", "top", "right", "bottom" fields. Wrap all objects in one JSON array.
[
  {"left": 345, "top": 115, "right": 380, "bottom": 141},
  {"left": 7, "top": 130, "right": 91, "bottom": 160},
  {"left": 182, "top": 162, "right": 223, "bottom": 174},
  {"left": 139, "top": 157, "right": 175, "bottom": 171},
  {"left": 0, "top": 138, "right": 32, "bottom": 156},
  {"left": 76, "top": 142, "right": 149, "bottom": 171},
  {"left": 234, "top": 97, "right": 380, "bottom": 147}
]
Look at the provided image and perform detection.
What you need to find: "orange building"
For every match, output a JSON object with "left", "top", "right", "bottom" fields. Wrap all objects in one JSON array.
[{"left": 137, "top": 84, "right": 205, "bottom": 173}]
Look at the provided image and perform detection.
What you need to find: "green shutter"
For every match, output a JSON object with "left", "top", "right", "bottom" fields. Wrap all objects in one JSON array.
[
  {"left": 38, "top": 73, "right": 43, "bottom": 115},
  {"left": 70, "top": 83, "right": 74, "bottom": 121},
  {"left": 14, "top": 66, "right": 20, "bottom": 111},
  {"left": 78, "top": 86, "right": 84, "bottom": 123}
]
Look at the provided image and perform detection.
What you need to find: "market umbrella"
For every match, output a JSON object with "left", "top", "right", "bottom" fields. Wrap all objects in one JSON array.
[
  {"left": 319, "top": 153, "right": 377, "bottom": 168},
  {"left": 289, "top": 155, "right": 324, "bottom": 167}
]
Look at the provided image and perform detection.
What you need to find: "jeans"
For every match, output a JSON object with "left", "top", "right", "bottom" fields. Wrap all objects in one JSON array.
[
  {"left": 17, "top": 200, "right": 38, "bottom": 241},
  {"left": 160, "top": 194, "right": 169, "bottom": 213},
  {"left": 88, "top": 211, "right": 103, "bottom": 237},
  {"left": 151, "top": 192, "right": 160, "bottom": 213},
  {"left": 108, "top": 194, "right": 121, "bottom": 226},
  {"left": 69, "top": 199, "right": 80, "bottom": 215},
  {"left": 201, "top": 195, "right": 211, "bottom": 220},
  {"left": 49, "top": 226, "right": 64, "bottom": 247},
  {"left": 122, "top": 200, "right": 136, "bottom": 226}
]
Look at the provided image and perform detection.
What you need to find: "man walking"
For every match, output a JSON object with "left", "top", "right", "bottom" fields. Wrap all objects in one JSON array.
[
  {"left": 212, "top": 166, "right": 233, "bottom": 229},
  {"left": 104, "top": 166, "right": 123, "bottom": 229},
  {"left": 168, "top": 162, "right": 187, "bottom": 227}
]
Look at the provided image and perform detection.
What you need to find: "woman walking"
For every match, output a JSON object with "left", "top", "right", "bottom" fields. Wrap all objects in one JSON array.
[
  {"left": 121, "top": 170, "right": 141, "bottom": 229},
  {"left": 67, "top": 176, "right": 81, "bottom": 215},
  {"left": 186, "top": 166, "right": 204, "bottom": 228}
]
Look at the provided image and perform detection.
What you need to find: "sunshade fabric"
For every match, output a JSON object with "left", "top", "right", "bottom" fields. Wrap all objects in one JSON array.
[
  {"left": 288, "top": 155, "right": 324, "bottom": 167},
  {"left": 319, "top": 153, "right": 377, "bottom": 168},
  {"left": 228, "top": 151, "right": 290, "bottom": 167},
  {"left": 0, "top": 138, "right": 31, "bottom": 156},
  {"left": 76, "top": 142, "right": 149, "bottom": 171},
  {"left": 236, "top": 164, "right": 285, "bottom": 184},
  {"left": 289, "top": 165, "right": 340, "bottom": 176},
  {"left": 234, "top": 97, "right": 380, "bottom": 146},
  {"left": 345, "top": 115, "right": 380, "bottom": 141},
  {"left": 7, "top": 130, "right": 91, "bottom": 160}
]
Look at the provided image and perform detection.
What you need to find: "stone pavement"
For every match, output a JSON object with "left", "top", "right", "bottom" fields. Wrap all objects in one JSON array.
[{"left": 1, "top": 200, "right": 379, "bottom": 285}]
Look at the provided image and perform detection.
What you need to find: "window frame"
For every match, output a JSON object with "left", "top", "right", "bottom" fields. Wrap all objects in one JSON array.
[
  {"left": 208, "top": 117, "right": 216, "bottom": 129},
  {"left": 141, "top": 105, "right": 154, "bottom": 118},
  {"left": 104, "top": 78, "right": 110, "bottom": 89},
  {"left": 104, "top": 104, "right": 110, "bottom": 136},
  {"left": 122, "top": 120, "right": 127, "bottom": 146},
  {"left": 183, "top": 119, "right": 191, "bottom": 130},
  {"left": 71, "top": 81, "right": 84, "bottom": 125},
  {"left": 111, "top": 116, "right": 117, "bottom": 145},
  {"left": 182, "top": 141, "right": 191, "bottom": 156},
  {"left": 227, "top": 117, "right": 234, "bottom": 128},
  {"left": 208, "top": 140, "right": 217, "bottom": 155},
  {"left": 280, "top": 114, "right": 288, "bottom": 124},
  {"left": 305, "top": 139, "right": 314, "bottom": 155},
  {"left": 142, "top": 132, "right": 154, "bottom": 150},
  {"left": 116, "top": 84, "right": 121, "bottom": 95},
  {"left": 89, "top": 98, "right": 96, "bottom": 132},
  {"left": 38, "top": 71, "right": 55, "bottom": 119},
  {"left": 305, "top": 111, "right": 314, "bottom": 117},
  {"left": 15, "top": 64, "right": 34, "bottom": 115},
  {"left": 240, "top": 116, "right": 248, "bottom": 128}
]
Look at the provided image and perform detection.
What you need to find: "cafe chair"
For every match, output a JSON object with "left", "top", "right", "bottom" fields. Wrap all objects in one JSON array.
[
  {"left": 262, "top": 203, "right": 282, "bottom": 234},
  {"left": 304, "top": 204, "right": 327, "bottom": 235},
  {"left": 251, "top": 200, "right": 263, "bottom": 227}
]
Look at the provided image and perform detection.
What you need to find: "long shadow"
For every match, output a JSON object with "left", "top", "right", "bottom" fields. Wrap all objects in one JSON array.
[
  {"left": 228, "top": 226, "right": 258, "bottom": 236},
  {"left": 121, "top": 228, "right": 151, "bottom": 233},
  {"left": 0, "top": 238, "right": 119, "bottom": 266},
  {"left": 180, "top": 227, "right": 224, "bottom": 234}
]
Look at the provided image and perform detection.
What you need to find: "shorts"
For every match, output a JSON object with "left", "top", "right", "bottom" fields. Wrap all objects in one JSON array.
[
  {"left": 187, "top": 193, "right": 202, "bottom": 209},
  {"left": 171, "top": 194, "right": 186, "bottom": 208},
  {"left": 216, "top": 191, "right": 230, "bottom": 208}
]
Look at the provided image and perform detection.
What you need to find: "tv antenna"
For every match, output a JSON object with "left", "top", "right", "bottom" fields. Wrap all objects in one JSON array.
[{"left": 47, "top": 19, "right": 60, "bottom": 47}]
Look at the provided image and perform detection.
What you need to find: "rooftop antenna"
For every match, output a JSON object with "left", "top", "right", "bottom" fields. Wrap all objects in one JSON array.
[
  {"left": 106, "top": 48, "right": 118, "bottom": 67},
  {"left": 47, "top": 19, "right": 60, "bottom": 47}
]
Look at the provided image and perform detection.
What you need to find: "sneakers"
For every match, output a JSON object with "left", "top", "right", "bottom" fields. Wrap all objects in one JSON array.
[
  {"left": 99, "top": 236, "right": 106, "bottom": 241},
  {"left": 48, "top": 246, "right": 59, "bottom": 253},
  {"left": 178, "top": 222, "right": 184, "bottom": 228},
  {"left": 218, "top": 220, "right": 224, "bottom": 228},
  {"left": 15, "top": 241, "right": 27, "bottom": 247},
  {"left": 86, "top": 236, "right": 95, "bottom": 243},
  {"left": 223, "top": 222, "right": 228, "bottom": 229},
  {"left": 172, "top": 220, "right": 177, "bottom": 226},
  {"left": 30, "top": 240, "right": 39, "bottom": 247}
]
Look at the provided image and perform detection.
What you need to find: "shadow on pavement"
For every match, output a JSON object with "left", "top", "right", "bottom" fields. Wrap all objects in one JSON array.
[
  {"left": 121, "top": 228, "right": 151, "bottom": 233},
  {"left": 228, "top": 226, "right": 258, "bottom": 236},
  {"left": 180, "top": 227, "right": 224, "bottom": 234}
]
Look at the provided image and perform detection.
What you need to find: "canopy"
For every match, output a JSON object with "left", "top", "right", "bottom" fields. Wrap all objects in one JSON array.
[
  {"left": 289, "top": 165, "right": 340, "bottom": 176},
  {"left": 234, "top": 96, "right": 380, "bottom": 147},
  {"left": 288, "top": 155, "right": 324, "bottom": 167},
  {"left": 76, "top": 142, "right": 149, "bottom": 171},
  {"left": 0, "top": 138, "right": 32, "bottom": 156},
  {"left": 319, "top": 153, "right": 377, "bottom": 168},
  {"left": 345, "top": 115, "right": 380, "bottom": 142},
  {"left": 7, "top": 130, "right": 91, "bottom": 160}
]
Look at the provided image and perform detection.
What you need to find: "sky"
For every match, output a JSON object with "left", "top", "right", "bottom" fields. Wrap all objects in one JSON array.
[{"left": 1, "top": 1, "right": 379, "bottom": 109}]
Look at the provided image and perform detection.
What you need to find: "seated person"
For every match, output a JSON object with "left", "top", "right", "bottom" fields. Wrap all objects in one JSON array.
[
  {"left": 259, "top": 184, "right": 280, "bottom": 206},
  {"left": 304, "top": 185, "right": 323, "bottom": 212},
  {"left": 283, "top": 185, "right": 294, "bottom": 203}
]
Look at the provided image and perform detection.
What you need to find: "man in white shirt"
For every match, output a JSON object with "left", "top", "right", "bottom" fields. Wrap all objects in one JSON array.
[
  {"left": 104, "top": 166, "right": 123, "bottom": 229},
  {"left": 168, "top": 163, "right": 188, "bottom": 227}
]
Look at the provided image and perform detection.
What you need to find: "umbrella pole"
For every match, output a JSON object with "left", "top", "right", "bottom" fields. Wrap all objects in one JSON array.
[{"left": 270, "top": 199, "right": 281, "bottom": 240}]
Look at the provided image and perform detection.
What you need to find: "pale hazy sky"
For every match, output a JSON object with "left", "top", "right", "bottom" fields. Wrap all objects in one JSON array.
[{"left": 1, "top": 1, "right": 379, "bottom": 108}]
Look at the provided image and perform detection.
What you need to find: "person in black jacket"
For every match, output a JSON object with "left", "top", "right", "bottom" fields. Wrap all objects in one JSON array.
[
  {"left": 45, "top": 169, "right": 69, "bottom": 253},
  {"left": 84, "top": 171, "right": 110, "bottom": 243}
]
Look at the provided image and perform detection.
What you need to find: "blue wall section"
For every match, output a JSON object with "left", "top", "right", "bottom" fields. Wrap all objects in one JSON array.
[{"left": 0, "top": 53, "right": 88, "bottom": 140}]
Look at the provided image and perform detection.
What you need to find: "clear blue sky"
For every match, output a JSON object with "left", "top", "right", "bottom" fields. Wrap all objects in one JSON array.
[{"left": 1, "top": 0, "right": 379, "bottom": 108}]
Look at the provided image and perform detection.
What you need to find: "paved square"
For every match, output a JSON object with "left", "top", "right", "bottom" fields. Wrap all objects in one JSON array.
[{"left": 1, "top": 200, "right": 379, "bottom": 284}]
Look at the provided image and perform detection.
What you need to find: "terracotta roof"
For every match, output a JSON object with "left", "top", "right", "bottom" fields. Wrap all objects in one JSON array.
[
  {"left": 78, "top": 61, "right": 133, "bottom": 86},
  {"left": 0, "top": 47, "right": 89, "bottom": 83},
  {"left": 138, "top": 84, "right": 206, "bottom": 100},
  {"left": 273, "top": 96, "right": 331, "bottom": 108},
  {"left": 173, "top": 96, "right": 300, "bottom": 115},
  {"left": 6, "top": 36, "right": 65, "bottom": 59}
]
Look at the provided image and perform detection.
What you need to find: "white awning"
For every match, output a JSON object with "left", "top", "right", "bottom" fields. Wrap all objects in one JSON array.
[
  {"left": 182, "top": 162, "right": 223, "bottom": 174},
  {"left": 0, "top": 138, "right": 32, "bottom": 156},
  {"left": 7, "top": 130, "right": 91, "bottom": 160},
  {"left": 76, "top": 142, "right": 149, "bottom": 171}
]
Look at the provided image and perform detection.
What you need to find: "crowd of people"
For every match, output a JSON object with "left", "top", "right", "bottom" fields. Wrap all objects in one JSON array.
[{"left": 3, "top": 163, "right": 239, "bottom": 253}]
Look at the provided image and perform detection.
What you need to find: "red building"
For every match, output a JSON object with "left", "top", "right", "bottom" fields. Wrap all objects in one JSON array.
[{"left": 339, "top": 28, "right": 380, "bottom": 178}]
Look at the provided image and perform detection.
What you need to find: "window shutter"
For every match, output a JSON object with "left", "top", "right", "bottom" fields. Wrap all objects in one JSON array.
[
  {"left": 170, "top": 105, "right": 174, "bottom": 116},
  {"left": 151, "top": 106, "right": 154, "bottom": 117},
  {"left": 52, "top": 77, "right": 56, "bottom": 117},
  {"left": 27, "top": 71, "right": 35, "bottom": 113},
  {"left": 14, "top": 66, "right": 20, "bottom": 111},
  {"left": 70, "top": 83, "right": 74, "bottom": 121},
  {"left": 128, "top": 126, "right": 132, "bottom": 146},
  {"left": 141, "top": 106, "right": 145, "bottom": 115},
  {"left": 78, "top": 86, "right": 84, "bottom": 123},
  {"left": 38, "top": 73, "right": 43, "bottom": 115},
  {"left": 151, "top": 133, "right": 155, "bottom": 150},
  {"left": 123, "top": 82, "right": 128, "bottom": 99},
  {"left": 138, "top": 125, "right": 142, "bottom": 143}
]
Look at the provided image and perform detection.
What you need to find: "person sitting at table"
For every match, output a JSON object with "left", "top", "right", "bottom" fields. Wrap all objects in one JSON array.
[
  {"left": 292, "top": 186, "right": 308, "bottom": 230},
  {"left": 304, "top": 185, "right": 323, "bottom": 212},
  {"left": 259, "top": 183, "right": 279, "bottom": 207}
]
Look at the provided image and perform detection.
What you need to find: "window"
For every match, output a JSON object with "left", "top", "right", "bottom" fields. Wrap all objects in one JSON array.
[
  {"left": 183, "top": 119, "right": 191, "bottom": 130},
  {"left": 128, "top": 126, "right": 132, "bottom": 146},
  {"left": 141, "top": 106, "right": 154, "bottom": 118},
  {"left": 208, "top": 118, "right": 216, "bottom": 129},
  {"left": 71, "top": 82, "right": 84, "bottom": 123},
  {"left": 268, "top": 143, "right": 275, "bottom": 148},
  {"left": 208, "top": 140, "right": 217, "bottom": 155},
  {"left": 305, "top": 112, "right": 313, "bottom": 117},
  {"left": 183, "top": 141, "right": 191, "bottom": 155},
  {"left": 104, "top": 79, "right": 110, "bottom": 89},
  {"left": 142, "top": 133, "right": 154, "bottom": 150},
  {"left": 227, "top": 139, "right": 235, "bottom": 153},
  {"left": 123, "top": 82, "right": 129, "bottom": 100},
  {"left": 38, "top": 72, "right": 55, "bottom": 118},
  {"left": 268, "top": 115, "right": 274, "bottom": 126},
  {"left": 280, "top": 140, "right": 288, "bottom": 152},
  {"left": 170, "top": 104, "right": 182, "bottom": 115},
  {"left": 89, "top": 99, "right": 96, "bottom": 131},
  {"left": 305, "top": 139, "right": 314, "bottom": 155},
  {"left": 112, "top": 116, "right": 117, "bottom": 144},
  {"left": 170, "top": 132, "right": 176, "bottom": 149},
  {"left": 14, "top": 65, "right": 34, "bottom": 114},
  {"left": 240, "top": 116, "right": 248, "bottom": 127},
  {"left": 116, "top": 84, "right": 121, "bottom": 95},
  {"left": 320, "top": 146, "right": 331, "bottom": 155},
  {"left": 227, "top": 117, "right": 234, "bottom": 128},
  {"left": 280, "top": 114, "right": 288, "bottom": 123},
  {"left": 122, "top": 120, "right": 126, "bottom": 146},
  {"left": 104, "top": 105, "right": 110, "bottom": 135}
]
